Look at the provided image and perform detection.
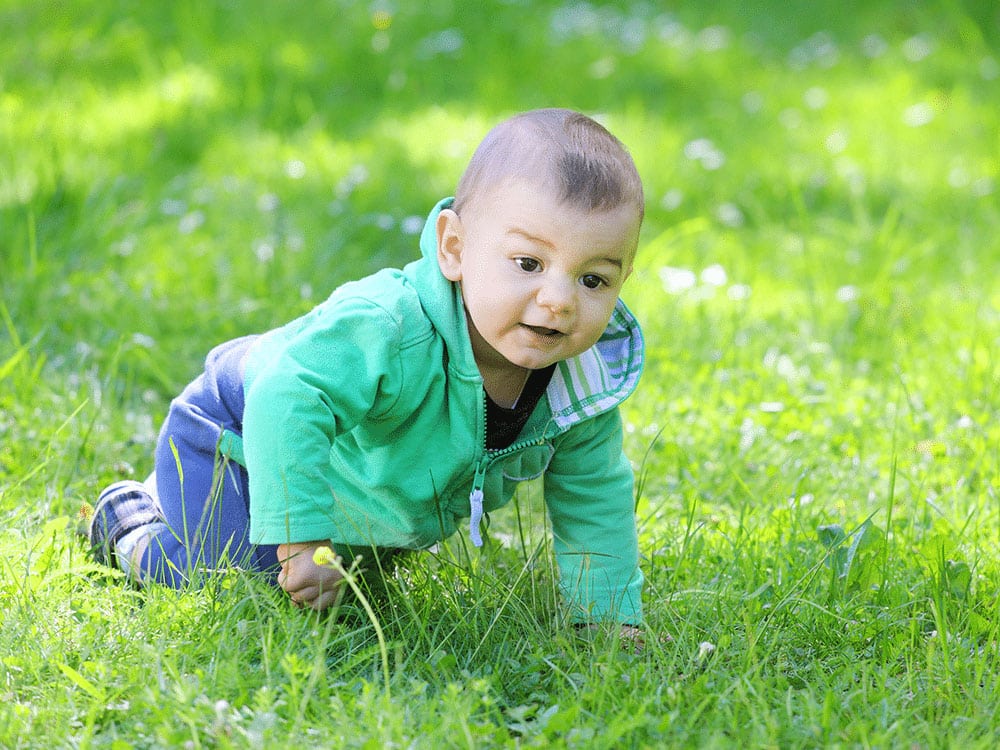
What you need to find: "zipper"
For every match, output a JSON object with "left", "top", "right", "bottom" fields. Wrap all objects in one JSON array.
[
  {"left": 467, "top": 390, "right": 549, "bottom": 547},
  {"left": 468, "top": 457, "right": 488, "bottom": 547}
]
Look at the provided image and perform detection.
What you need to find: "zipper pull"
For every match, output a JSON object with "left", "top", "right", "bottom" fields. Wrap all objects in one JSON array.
[{"left": 468, "top": 459, "right": 488, "bottom": 547}]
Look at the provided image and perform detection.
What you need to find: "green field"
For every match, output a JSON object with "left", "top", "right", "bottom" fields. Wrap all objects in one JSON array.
[{"left": 2, "top": 1, "right": 999, "bottom": 747}]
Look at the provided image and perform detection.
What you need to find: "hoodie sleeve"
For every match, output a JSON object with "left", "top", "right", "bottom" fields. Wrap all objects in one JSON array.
[
  {"left": 243, "top": 295, "right": 404, "bottom": 545},
  {"left": 543, "top": 407, "right": 643, "bottom": 625}
]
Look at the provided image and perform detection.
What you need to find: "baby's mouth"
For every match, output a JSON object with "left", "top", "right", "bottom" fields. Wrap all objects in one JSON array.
[{"left": 523, "top": 324, "right": 563, "bottom": 337}]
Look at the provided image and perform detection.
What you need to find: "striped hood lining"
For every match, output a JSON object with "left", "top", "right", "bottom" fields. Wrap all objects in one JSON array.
[{"left": 546, "top": 299, "right": 644, "bottom": 430}]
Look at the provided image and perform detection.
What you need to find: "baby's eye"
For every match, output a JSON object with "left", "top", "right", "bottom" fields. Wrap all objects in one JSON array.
[
  {"left": 580, "top": 274, "right": 607, "bottom": 289},
  {"left": 516, "top": 257, "right": 541, "bottom": 272}
]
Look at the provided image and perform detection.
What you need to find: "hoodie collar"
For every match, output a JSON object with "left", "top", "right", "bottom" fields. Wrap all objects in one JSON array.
[{"left": 410, "top": 197, "right": 479, "bottom": 377}]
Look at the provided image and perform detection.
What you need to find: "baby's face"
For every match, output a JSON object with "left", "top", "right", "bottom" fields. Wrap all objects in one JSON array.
[{"left": 438, "top": 179, "right": 640, "bottom": 377}]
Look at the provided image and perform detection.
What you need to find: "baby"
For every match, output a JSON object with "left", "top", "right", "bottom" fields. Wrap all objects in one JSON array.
[{"left": 89, "top": 108, "right": 647, "bottom": 635}]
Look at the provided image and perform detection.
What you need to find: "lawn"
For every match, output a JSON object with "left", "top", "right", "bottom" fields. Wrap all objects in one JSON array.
[{"left": 1, "top": 0, "right": 999, "bottom": 747}]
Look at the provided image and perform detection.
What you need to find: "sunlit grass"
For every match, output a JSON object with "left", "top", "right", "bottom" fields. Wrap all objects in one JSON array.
[{"left": 2, "top": 0, "right": 999, "bottom": 746}]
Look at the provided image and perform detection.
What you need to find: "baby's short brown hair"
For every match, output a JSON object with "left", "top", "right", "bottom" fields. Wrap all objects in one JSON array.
[{"left": 454, "top": 108, "right": 644, "bottom": 219}]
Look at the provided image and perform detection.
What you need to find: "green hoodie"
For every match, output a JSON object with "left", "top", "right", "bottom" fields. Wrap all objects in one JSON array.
[{"left": 240, "top": 198, "right": 644, "bottom": 623}]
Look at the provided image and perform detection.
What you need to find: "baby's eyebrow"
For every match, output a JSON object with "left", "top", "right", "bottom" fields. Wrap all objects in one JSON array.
[{"left": 507, "top": 228, "right": 554, "bottom": 248}]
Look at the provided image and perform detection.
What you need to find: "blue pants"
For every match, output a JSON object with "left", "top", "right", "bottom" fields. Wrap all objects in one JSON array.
[{"left": 146, "top": 336, "right": 279, "bottom": 586}]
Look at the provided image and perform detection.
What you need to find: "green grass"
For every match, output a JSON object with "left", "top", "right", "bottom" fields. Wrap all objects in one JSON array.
[{"left": 2, "top": 0, "right": 999, "bottom": 747}]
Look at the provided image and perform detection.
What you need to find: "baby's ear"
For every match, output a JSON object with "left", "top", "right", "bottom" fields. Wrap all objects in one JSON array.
[{"left": 436, "top": 209, "right": 464, "bottom": 282}]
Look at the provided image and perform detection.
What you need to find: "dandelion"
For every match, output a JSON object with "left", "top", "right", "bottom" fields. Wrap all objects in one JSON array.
[
  {"left": 371, "top": 6, "right": 393, "bottom": 30},
  {"left": 312, "top": 546, "right": 339, "bottom": 567}
]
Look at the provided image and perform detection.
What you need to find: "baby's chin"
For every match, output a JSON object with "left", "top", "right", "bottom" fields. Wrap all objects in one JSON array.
[{"left": 503, "top": 349, "right": 574, "bottom": 372}]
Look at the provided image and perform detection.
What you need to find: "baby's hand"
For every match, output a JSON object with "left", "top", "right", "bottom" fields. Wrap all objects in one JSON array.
[{"left": 277, "top": 541, "right": 344, "bottom": 611}]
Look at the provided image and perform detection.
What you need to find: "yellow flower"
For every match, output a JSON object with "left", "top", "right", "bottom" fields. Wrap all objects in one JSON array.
[{"left": 312, "top": 546, "right": 339, "bottom": 567}]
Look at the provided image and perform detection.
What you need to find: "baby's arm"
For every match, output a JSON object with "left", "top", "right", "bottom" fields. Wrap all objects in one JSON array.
[
  {"left": 544, "top": 410, "right": 644, "bottom": 624},
  {"left": 277, "top": 541, "right": 344, "bottom": 611}
]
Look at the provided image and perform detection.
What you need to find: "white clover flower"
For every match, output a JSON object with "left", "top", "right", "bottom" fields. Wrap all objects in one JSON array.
[
  {"left": 715, "top": 203, "right": 744, "bottom": 227},
  {"left": 700, "top": 264, "right": 728, "bottom": 286},
  {"left": 659, "top": 266, "right": 697, "bottom": 294},
  {"left": 660, "top": 188, "right": 684, "bottom": 210},
  {"left": 683, "top": 138, "right": 726, "bottom": 170},
  {"left": 902, "top": 102, "right": 934, "bottom": 127},
  {"left": 836, "top": 285, "right": 860, "bottom": 303},
  {"left": 285, "top": 159, "right": 306, "bottom": 179},
  {"left": 257, "top": 193, "right": 279, "bottom": 212},
  {"left": 727, "top": 284, "right": 751, "bottom": 301},
  {"left": 902, "top": 34, "right": 934, "bottom": 62}
]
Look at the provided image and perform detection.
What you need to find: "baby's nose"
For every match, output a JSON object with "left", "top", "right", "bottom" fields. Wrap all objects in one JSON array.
[{"left": 537, "top": 276, "right": 575, "bottom": 313}]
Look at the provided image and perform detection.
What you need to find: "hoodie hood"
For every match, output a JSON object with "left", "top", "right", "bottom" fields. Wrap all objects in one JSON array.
[{"left": 406, "top": 197, "right": 480, "bottom": 379}]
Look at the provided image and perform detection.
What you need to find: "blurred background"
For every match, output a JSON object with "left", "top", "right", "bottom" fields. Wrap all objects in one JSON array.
[{"left": 1, "top": 0, "right": 998, "bottom": 526}]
